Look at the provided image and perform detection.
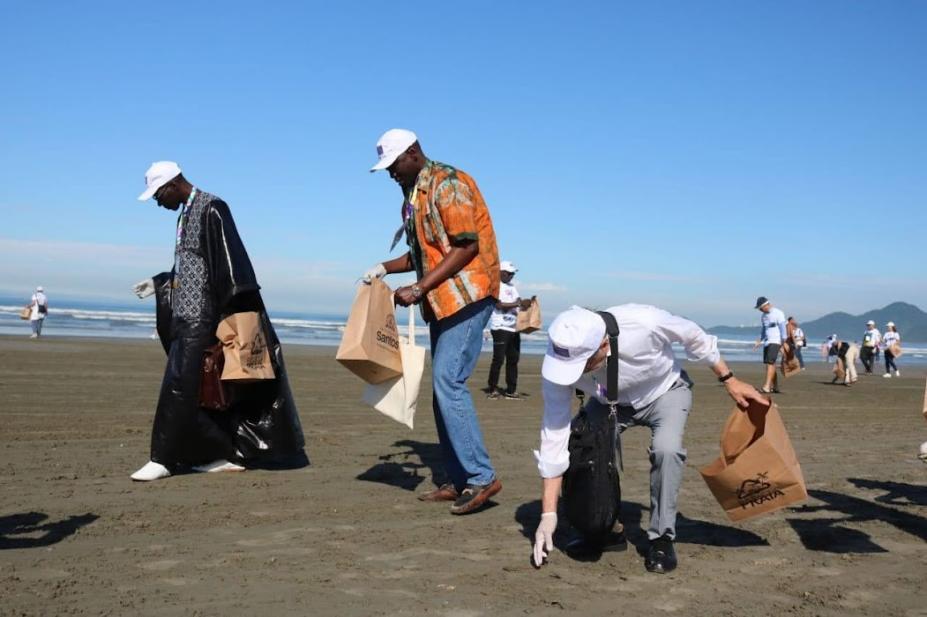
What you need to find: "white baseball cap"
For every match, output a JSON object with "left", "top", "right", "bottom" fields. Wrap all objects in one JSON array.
[
  {"left": 36, "top": 286, "right": 44, "bottom": 292},
  {"left": 866, "top": 320, "right": 875, "bottom": 326},
  {"left": 886, "top": 321, "right": 895, "bottom": 327},
  {"left": 542, "top": 306, "right": 607, "bottom": 386},
  {"left": 138, "top": 161, "right": 182, "bottom": 201},
  {"left": 370, "top": 129, "right": 418, "bottom": 172},
  {"left": 500, "top": 260, "right": 518, "bottom": 273}
]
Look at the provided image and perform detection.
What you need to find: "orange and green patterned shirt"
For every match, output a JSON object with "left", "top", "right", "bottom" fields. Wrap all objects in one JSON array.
[{"left": 404, "top": 160, "right": 500, "bottom": 322}]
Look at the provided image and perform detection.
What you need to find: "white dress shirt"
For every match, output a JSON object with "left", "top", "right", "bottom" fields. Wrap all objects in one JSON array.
[{"left": 534, "top": 304, "right": 721, "bottom": 478}]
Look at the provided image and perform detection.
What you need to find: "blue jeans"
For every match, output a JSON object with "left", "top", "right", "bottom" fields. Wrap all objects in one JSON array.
[{"left": 429, "top": 297, "right": 496, "bottom": 489}]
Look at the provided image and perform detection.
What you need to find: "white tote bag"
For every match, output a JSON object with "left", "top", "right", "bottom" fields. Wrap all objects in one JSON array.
[{"left": 362, "top": 305, "right": 426, "bottom": 429}]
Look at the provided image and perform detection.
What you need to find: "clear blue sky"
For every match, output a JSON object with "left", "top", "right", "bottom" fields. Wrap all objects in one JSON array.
[{"left": 1, "top": 1, "right": 924, "bottom": 326}]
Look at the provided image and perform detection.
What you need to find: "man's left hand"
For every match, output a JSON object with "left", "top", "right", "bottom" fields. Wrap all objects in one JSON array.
[
  {"left": 724, "top": 377, "right": 769, "bottom": 409},
  {"left": 394, "top": 286, "right": 420, "bottom": 307}
]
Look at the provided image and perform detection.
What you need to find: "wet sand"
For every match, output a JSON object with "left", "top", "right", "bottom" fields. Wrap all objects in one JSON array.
[{"left": 1, "top": 335, "right": 925, "bottom": 616}]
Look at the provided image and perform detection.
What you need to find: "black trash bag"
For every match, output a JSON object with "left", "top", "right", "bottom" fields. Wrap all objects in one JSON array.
[{"left": 562, "top": 401, "right": 621, "bottom": 543}]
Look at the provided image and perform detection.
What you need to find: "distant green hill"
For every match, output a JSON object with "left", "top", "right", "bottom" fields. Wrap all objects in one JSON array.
[{"left": 708, "top": 302, "right": 927, "bottom": 342}]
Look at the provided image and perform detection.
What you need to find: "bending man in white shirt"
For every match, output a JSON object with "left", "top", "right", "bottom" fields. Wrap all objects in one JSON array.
[{"left": 532, "top": 304, "right": 767, "bottom": 574}]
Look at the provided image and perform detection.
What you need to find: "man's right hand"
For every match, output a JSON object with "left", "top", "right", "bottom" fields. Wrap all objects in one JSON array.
[
  {"left": 362, "top": 263, "right": 387, "bottom": 284},
  {"left": 132, "top": 278, "right": 155, "bottom": 299},
  {"left": 532, "top": 512, "right": 557, "bottom": 568}
]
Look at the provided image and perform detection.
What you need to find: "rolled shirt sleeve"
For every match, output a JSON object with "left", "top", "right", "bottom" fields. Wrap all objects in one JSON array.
[
  {"left": 534, "top": 379, "right": 574, "bottom": 478},
  {"left": 653, "top": 309, "right": 721, "bottom": 366}
]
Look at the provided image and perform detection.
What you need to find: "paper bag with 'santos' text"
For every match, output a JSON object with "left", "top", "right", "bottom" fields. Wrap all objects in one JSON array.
[
  {"left": 699, "top": 401, "right": 807, "bottom": 522},
  {"left": 362, "top": 305, "right": 426, "bottom": 429},
  {"left": 516, "top": 297, "right": 542, "bottom": 334},
  {"left": 217, "top": 312, "right": 275, "bottom": 381},
  {"left": 336, "top": 279, "right": 403, "bottom": 384}
]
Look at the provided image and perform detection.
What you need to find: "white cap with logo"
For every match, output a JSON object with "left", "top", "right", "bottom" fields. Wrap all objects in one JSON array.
[
  {"left": 500, "top": 260, "right": 518, "bottom": 273},
  {"left": 542, "top": 306, "right": 607, "bottom": 386},
  {"left": 138, "top": 161, "right": 182, "bottom": 201},
  {"left": 370, "top": 129, "right": 418, "bottom": 172}
]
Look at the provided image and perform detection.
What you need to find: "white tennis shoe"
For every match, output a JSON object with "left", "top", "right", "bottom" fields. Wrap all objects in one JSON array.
[
  {"left": 192, "top": 459, "right": 246, "bottom": 473},
  {"left": 130, "top": 461, "right": 171, "bottom": 481}
]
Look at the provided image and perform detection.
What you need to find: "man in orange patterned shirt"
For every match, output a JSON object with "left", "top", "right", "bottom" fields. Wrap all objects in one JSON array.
[{"left": 364, "top": 129, "right": 502, "bottom": 515}]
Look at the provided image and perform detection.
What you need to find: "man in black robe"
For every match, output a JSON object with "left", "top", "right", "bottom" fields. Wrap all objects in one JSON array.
[{"left": 131, "top": 161, "right": 307, "bottom": 481}]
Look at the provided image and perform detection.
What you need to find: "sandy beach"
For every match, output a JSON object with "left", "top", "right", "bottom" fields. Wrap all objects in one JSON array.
[{"left": 1, "top": 335, "right": 925, "bottom": 617}]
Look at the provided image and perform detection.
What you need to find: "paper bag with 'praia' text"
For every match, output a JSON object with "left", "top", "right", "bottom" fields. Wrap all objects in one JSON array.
[
  {"left": 699, "top": 401, "right": 807, "bottom": 522},
  {"left": 217, "top": 311, "right": 275, "bottom": 381},
  {"left": 336, "top": 279, "right": 403, "bottom": 384}
]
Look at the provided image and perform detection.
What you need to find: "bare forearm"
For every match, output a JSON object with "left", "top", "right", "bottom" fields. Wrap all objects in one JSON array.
[
  {"left": 418, "top": 241, "right": 478, "bottom": 293},
  {"left": 541, "top": 476, "right": 562, "bottom": 514},
  {"left": 383, "top": 252, "right": 413, "bottom": 274}
]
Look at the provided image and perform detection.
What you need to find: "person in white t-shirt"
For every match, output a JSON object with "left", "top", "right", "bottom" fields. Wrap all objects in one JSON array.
[
  {"left": 786, "top": 317, "right": 806, "bottom": 370},
  {"left": 860, "top": 320, "right": 881, "bottom": 374},
  {"left": 530, "top": 304, "right": 766, "bottom": 574},
  {"left": 487, "top": 261, "right": 533, "bottom": 399},
  {"left": 26, "top": 286, "right": 48, "bottom": 338},
  {"left": 752, "top": 296, "right": 787, "bottom": 394},
  {"left": 882, "top": 322, "right": 901, "bottom": 377}
]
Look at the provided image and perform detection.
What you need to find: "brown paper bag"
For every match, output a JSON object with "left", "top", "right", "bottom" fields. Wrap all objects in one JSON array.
[
  {"left": 779, "top": 342, "right": 801, "bottom": 378},
  {"left": 699, "top": 401, "right": 808, "bottom": 522},
  {"left": 336, "top": 279, "right": 403, "bottom": 384},
  {"left": 19, "top": 307, "right": 31, "bottom": 320},
  {"left": 516, "top": 297, "right": 542, "bottom": 334},
  {"left": 216, "top": 312, "right": 275, "bottom": 381},
  {"left": 833, "top": 359, "right": 846, "bottom": 382},
  {"left": 889, "top": 343, "right": 903, "bottom": 358}
]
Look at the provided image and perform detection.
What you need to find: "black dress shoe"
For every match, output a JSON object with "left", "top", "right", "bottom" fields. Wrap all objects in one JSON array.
[{"left": 645, "top": 535, "right": 677, "bottom": 574}]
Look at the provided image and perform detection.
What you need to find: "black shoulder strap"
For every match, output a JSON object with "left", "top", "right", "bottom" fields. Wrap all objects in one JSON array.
[{"left": 596, "top": 311, "right": 620, "bottom": 407}]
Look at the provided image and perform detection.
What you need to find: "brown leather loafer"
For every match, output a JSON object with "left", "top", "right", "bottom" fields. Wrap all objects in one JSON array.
[
  {"left": 417, "top": 483, "right": 460, "bottom": 502},
  {"left": 449, "top": 478, "right": 502, "bottom": 515}
]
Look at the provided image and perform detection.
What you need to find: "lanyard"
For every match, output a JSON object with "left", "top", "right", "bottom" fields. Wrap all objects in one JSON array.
[{"left": 390, "top": 185, "right": 419, "bottom": 251}]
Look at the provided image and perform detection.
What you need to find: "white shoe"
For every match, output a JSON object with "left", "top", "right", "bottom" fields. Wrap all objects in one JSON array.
[
  {"left": 192, "top": 459, "right": 245, "bottom": 473},
  {"left": 883, "top": 373, "right": 892, "bottom": 378},
  {"left": 131, "top": 461, "right": 171, "bottom": 481},
  {"left": 895, "top": 370, "right": 901, "bottom": 377},
  {"left": 29, "top": 334, "right": 38, "bottom": 339}
]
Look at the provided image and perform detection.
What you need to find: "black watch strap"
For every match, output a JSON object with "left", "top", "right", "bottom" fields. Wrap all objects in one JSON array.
[{"left": 718, "top": 371, "right": 734, "bottom": 383}]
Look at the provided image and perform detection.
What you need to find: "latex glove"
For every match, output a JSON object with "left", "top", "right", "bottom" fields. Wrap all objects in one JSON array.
[
  {"left": 362, "top": 263, "right": 387, "bottom": 284},
  {"left": 133, "top": 278, "right": 156, "bottom": 299},
  {"left": 532, "top": 512, "right": 557, "bottom": 568}
]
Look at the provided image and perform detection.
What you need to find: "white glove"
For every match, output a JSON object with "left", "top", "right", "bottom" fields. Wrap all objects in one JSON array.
[
  {"left": 133, "top": 278, "right": 156, "bottom": 299},
  {"left": 532, "top": 512, "right": 557, "bottom": 568},
  {"left": 362, "top": 263, "right": 387, "bottom": 284}
]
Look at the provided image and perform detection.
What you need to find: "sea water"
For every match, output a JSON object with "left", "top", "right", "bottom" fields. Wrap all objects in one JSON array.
[{"left": 3, "top": 298, "right": 926, "bottom": 365}]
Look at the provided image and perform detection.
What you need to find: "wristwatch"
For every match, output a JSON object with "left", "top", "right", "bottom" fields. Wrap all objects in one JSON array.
[
  {"left": 718, "top": 371, "right": 734, "bottom": 383},
  {"left": 410, "top": 284, "right": 424, "bottom": 300}
]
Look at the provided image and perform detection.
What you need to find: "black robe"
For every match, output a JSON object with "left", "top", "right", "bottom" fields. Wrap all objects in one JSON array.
[{"left": 150, "top": 197, "right": 308, "bottom": 470}]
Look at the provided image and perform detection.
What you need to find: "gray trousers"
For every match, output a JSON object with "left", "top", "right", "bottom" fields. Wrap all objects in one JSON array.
[{"left": 586, "top": 373, "right": 692, "bottom": 541}]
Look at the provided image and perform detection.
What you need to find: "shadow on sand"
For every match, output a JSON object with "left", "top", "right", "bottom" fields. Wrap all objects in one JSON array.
[
  {"left": 786, "top": 485, "right": 927, "bottom": 553},
  {"left": 0, "top": 512, "right": 99, "bottom": 550},
  {"left": 356, "top": 440, "right": 445, "bottom": 492}
]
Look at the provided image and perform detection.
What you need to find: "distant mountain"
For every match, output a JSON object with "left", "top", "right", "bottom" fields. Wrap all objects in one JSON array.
[{"left": 708, "top": 302, "right": 927, "bottom": 342}]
